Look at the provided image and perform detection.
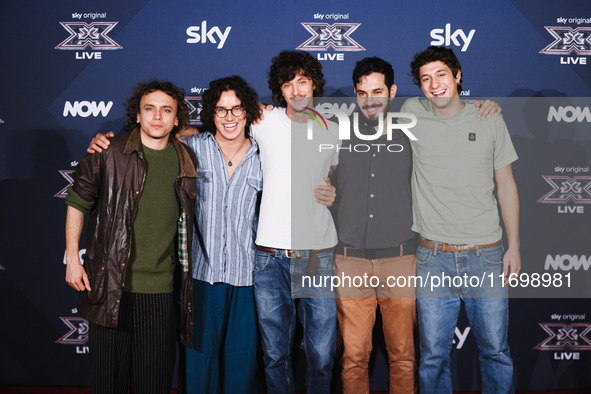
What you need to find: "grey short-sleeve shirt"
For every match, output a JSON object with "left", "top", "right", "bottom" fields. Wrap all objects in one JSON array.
[{"left": 401, "top": 97, "right": 518, "bottom": 244}]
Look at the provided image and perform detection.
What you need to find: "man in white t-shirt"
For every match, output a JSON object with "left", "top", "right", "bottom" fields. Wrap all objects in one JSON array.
[
  {"left": 401, "top": 46, "right": 521, "bottom": 393},
  {"left": 251, "top": 50, "right": 339, "bottom": 394}
]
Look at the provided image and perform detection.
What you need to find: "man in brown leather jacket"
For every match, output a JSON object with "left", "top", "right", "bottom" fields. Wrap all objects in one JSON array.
[{"left": 64, "top": 80, "right": 198, "bottom": 394}]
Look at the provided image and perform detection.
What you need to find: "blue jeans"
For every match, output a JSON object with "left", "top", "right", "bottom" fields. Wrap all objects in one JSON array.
[
  {"left": 416, "top": 243, "right": 514, "bottom": 394},
  {"left": 254, "top": 249, "right": 337, "bottom": 394}
]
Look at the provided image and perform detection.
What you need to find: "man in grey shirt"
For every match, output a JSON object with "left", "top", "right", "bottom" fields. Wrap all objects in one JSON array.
[{"left": 403, "top": 46, "right": 520, "bottom": 394}]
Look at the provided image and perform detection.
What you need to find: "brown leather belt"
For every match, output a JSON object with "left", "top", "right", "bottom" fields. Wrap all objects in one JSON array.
[
  {"left": 255, "top": 246, "right": 334, "bottom": 276},
  {"left": 419, "top": 239, "right": 501, "bottom": 252}
]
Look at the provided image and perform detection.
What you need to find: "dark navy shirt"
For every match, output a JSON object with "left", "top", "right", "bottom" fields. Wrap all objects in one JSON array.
[{"left": 333, "top": 118, "right": 416, "bottom": 249}]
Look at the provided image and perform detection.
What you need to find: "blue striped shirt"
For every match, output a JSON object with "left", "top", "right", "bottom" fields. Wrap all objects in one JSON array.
[{"left": 184, "top": 132, "right": 262, "bottom": 286}]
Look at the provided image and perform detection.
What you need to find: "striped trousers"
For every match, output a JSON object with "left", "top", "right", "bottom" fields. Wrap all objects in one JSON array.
[{"left": 89, "top": 292, "right": 175, "bottom": 394}]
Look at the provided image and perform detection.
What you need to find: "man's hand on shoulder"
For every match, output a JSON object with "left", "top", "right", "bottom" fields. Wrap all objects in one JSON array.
[
  {"left": 176, "top": 126, "right": 200, "bottom": 142},
  {"left": 253, "top": 103, "right": 275, "bottom": 125},
  {"left": 473, "top": 99, "right": 502, "bottom": 120},
  {"left": 87, "top": 131, "right": 115, "bottom": 154}
]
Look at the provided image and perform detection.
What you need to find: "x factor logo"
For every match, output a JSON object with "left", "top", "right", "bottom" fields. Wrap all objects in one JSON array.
[
  {"left": 55, "top": 170, "right": 75, "bottom": 198},
  {"left": 56, "top": 317, "right": 89, "bottom": 345},
  {"left": 297, "top": 23, "right": 365, "bottom": 51},
  {"left": 56, "top": 22, "right": 122, "bottom": 50},
  {"left": 540, "top": 26, "right": 591, "bottom": 55},
  {"left": 538, "top": 175, "right": 591, "bottom": 204},
  {"left": 185, "top": 97, "right": 203, "bottom": 125},
  {"left": 535, "top": 323, "right": 591, "bottom": 350}
]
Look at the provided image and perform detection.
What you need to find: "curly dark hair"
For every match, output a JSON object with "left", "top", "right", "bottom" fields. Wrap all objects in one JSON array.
[
  {"left": 410, "top": 46, "right": 463, "bottom": 93},
  {"left": 124, "top": 80, "right": 189, "bottom": 135},
  {"left": 200, "top": 76, "right": 259, "bottom": 138},
  {"left": 268, "top": 50, "right": 325, "bottom": 107},
  {"left": 352, "top": 57, "right": 394, "bottom": 89}
]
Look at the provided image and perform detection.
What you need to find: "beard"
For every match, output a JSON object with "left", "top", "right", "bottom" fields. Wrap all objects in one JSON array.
[{"left": 361, "top": 99, "right": 390, "bottom": 127}]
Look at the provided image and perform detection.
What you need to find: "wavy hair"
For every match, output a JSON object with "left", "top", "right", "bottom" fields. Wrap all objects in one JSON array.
[
  {"left": 268, "top": 50, "right": 325, "bottom": 107},
  {"left": 200, "top": 76, "right": 259, "bottom": 138},
  {"left": 124, "top": 80, "right": 189, "bottom": 135}
]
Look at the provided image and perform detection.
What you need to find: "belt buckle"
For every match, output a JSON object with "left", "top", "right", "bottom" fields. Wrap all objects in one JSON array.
[
  {"left": 284, "top": 250, "right": 301, "bottom": 258},
  {"left": 457, "top": 244, "right": 473, "bottom": 252}
]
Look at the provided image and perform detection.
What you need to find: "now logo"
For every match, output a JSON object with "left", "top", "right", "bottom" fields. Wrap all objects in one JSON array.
[
  {"left": 547, "top": 106, "right": 591, "bottom": 123},
  {"left": 63, "top": 101, "right": 113, "bottom": 117},
  {"left": 545, "top": 254, "right": 591, "bottom": 271}
]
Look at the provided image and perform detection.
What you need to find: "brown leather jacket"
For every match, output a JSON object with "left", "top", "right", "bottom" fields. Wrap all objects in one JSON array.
[{"left": 72, "top": 128, "right": 198, "bottom": 348}]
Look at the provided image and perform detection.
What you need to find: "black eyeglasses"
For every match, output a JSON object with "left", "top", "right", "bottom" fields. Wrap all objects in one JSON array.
[{"left": 215, "top": 105, "right": 245, "bottom": 118}]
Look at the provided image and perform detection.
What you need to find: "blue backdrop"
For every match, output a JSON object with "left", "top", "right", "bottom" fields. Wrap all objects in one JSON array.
[{"left": 1, "top": 0, "right": 590, "bottom": 390}]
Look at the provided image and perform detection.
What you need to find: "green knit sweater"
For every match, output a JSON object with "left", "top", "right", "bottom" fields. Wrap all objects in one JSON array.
[{"left": 66, "top": 143, "right": 180, "bottom": 293}]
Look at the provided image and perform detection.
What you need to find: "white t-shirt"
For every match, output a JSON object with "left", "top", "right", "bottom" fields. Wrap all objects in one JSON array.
[{"left": 251, "top": 107, "right": 339, "bottom": 249}]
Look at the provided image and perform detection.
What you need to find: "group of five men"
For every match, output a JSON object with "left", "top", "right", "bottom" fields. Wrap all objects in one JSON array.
[{"left": 65, "top": 45, "right": 520, "bottom": 393}]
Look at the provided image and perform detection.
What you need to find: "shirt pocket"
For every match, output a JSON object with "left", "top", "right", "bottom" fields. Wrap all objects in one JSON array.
[
  {"left": 196, "top": 169, "right": 213, "bottom": 202},
  {"left": 246, "top": 176, "right": 263, "bottom": 191},
  {"left": 245, "top": 176, "right": 263, "bottom": 210}
]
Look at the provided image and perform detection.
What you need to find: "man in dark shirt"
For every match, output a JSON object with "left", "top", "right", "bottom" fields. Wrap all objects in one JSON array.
[{"left": 333, "top": 57, "right": 418, "bottom": 394}]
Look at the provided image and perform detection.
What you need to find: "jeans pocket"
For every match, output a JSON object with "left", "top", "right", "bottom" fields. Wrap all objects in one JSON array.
[
  {"left": 254, "top": 251, "right": 270, "bottom": 272},
  {"left": 416, "top": 246, "right": 433, "bottom": 266},
  {"left": 315, "top": 251, "right": 335, "bottom": 273},
  {"left": 480, "top": 244, "right": 504, "bottom": 265}
]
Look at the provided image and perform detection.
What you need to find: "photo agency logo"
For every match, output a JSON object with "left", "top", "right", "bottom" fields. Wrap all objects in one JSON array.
[
  {"left": 56, "top": 15, "right": 122, "bottom": 60},
  {"left": 304, "top": 100, "right": 418, "bottom": 153},
  {"left": 540, "top": 22, "right": 591, "bottom": 65},
  {"left": 303, "top": 106, "right": 328, "bottom": 131}
]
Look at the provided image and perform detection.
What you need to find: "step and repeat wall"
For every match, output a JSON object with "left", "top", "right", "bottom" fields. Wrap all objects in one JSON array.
[{"left": 1, "top": 0, "right": 590, "bottom": 390}]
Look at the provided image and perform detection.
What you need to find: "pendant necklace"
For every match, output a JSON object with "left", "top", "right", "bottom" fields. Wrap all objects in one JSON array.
[{"left": 219, "top": 138, "right": 247, "bottom": 167}]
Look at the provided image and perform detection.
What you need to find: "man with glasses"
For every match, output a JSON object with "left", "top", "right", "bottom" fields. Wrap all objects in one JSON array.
[
  {"left": 86, "top": 77, "right": 263, "bottom": 394},
  {"left": 181, "top": 76, "right": 262, "bottom": 394}
]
